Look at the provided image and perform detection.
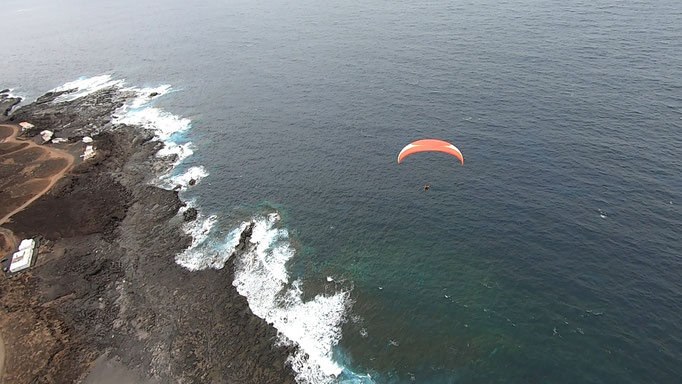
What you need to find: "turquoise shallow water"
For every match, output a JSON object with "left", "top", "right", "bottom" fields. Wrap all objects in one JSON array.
[{"left": 3, "top": 0, "right": 682, "bottom": 382}]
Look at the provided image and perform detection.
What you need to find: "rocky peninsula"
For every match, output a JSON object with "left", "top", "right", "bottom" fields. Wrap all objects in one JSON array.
[{"left": 0, "top": 86, "right": 296, "bottom": 383}]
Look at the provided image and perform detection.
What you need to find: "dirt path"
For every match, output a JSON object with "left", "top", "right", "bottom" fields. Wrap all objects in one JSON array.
[
  {"left": 0, "top": 124, "right": 75, "bottom": 226},
  {"left": 0, "top": 124, "right": 74, "bottom": 383}
]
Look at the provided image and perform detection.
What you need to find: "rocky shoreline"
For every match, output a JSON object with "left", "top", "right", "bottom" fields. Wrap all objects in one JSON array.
[{"left": 0, "top": 87, "right": 296, "bottom": 383}]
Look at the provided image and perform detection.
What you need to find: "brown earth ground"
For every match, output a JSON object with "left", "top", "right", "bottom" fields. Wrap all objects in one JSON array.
[
  {"left": 0, "top": 124, "right": 76, "bottom": 234},
  {"left": 0, "top": 120, "right": 296, "bottom": 383},
  {"left": 0, "top": 123, "right": 78, "bottom": 382}
]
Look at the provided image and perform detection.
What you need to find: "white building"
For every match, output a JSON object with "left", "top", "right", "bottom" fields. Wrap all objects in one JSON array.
[{"left": 9, "top": 239, "right": 36, "bottom": 273}]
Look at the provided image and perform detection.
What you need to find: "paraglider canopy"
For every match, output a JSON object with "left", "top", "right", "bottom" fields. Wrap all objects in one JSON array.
[{"left": 397, "top": 139, "right": 464, "bottom": 165}]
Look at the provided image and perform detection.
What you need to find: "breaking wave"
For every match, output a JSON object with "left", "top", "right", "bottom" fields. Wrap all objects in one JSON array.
[
  {"left": 232, "top": 213, "right": 351, "bottom": 383},
  {"left": 49, "top": 75, "right": 194, "bottom": 173},
  {"left": 1, "top": 88, "right": 24, "bottom": 113},
  {"left": 52, "top": 75, "right": 125, "bottom": 102},
  {"left": 115, "top": 104, "right": 191, "bottom": 142},
  {"left": 161, "top": 166, "right": 208, "bottom": 190},
  {"left": 176, "top": 210, "right": 361, "bottom": 383},
  {"left": 1, "top": 88, "right": 23, "bottom": 100},
  {"left": 51, "top": 75, "right": 368, "bottom": 383},
  {"left": 175, "top": 215, "right": 246, "bottom": 271},
  {"left": 112, "top": 80, "right": 194, "bottom": 170}
]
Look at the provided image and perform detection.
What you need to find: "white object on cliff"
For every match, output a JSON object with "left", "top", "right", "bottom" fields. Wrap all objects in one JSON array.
[
  {"left": 82, "top": 136, "right": 93, "bottom": 143},
  {"left": 40, "top": 130, "right": 54, "bottom": 142},
  {"left": 52, "top": 138, "right": 69, "bottom": 144},
  {"left": 82, "top": 145, "right": 96, "bottom": 160},
  {"left": 9, "top": 239, "right": 36, "bottom": 273},
  {"left": 19, "top": 122, "right": 35, "bottom": 130}
]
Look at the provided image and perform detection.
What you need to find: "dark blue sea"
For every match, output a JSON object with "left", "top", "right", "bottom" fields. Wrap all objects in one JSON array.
[{"left": 2, "top": 0, "right": 682, "bottom": 382}]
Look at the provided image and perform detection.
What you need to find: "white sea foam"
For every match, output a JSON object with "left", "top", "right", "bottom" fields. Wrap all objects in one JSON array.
[
  {"left": 49, "top": 76, "right": 361, "bottom": 384},
  {"left": 175, "top": 215, "right": 248, "bottom": 271},
  {"left": 52, "top": 75, "right": 188, "bottom": 144},
  {"left": 65, "top": 76, "right": 217, "bottom": 273},
  {"left": 184, "top": 211, "right": 217, "bottom": 250},
  {"left": 2, "top": 88, "right": 22, "bottom": 100},
  {"left": 115, "top": 106, "right": 191, "bottom": 141},
  {"left": 175, "top": 210, "right": 359, "bottom": 382},
  {"left": 51, "top": 75, "right": 193, "bottom": 174},
  {"left": 52, "top": 76, "right": 203, "bottom": 251},
  {"left": 157, "top": 141, "right": 194, "bottom": 166},
  {"left": 52, "top": 75, "right": 124, "bottom": 102},
  {"left": 104, "top": 80, "right": 195, "bottom": 177},
  {"left": 174, "top": 208, "right": 218, "bottom": 270},
  {"left": 162, "top": 166, "right": 208, "bottom": 190},
  {"left": 123, "top": 84, "right": 172, "bottom": 109},
  {"left": 114, "top": 103, "right": 193, "bottom": 171},
  {"left": 1, "top": 88, "right": 23, "bottom": 113},
  {"left": 231, "top": 213, "right": 351, "bottom": 383}
]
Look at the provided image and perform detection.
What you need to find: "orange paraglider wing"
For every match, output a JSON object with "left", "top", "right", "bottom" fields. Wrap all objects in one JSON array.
[{"left": 397, "top": 139, "right": 464, "bottom": 164}]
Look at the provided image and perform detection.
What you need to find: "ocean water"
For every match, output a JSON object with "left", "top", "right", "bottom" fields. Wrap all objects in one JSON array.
[{"left": 2, "top": 0, "right": 682, "bottom": 382}]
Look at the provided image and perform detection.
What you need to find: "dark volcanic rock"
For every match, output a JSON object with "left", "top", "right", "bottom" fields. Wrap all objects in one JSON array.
[
  {"left": 0, "top": 87, "right": 296, "bottom": 384},
  {"left": 0, "top": 92, "right": 21, "bottom": 117},
  {"left": 239, "top": 223, "right": 255, "bottom": 249},
  {"left": 8, "top": 86, "right": 133, "bottom": 137},
  {"left": 183, "top": 207, "right": 198, "bottom": 222}
]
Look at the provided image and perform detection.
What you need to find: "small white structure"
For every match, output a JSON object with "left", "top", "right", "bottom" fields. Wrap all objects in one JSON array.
[
  {"left": 82, "top": 145, "right": 96, "bottom": 160},
  {"left": 40, "top": 130, "right": 54, "bottom": 142},
  {"left": 9, "top": 239, "right": 36, "bottom": 273},
  {"left": 52, "top": 138, "right": 69, "bottom": 144},
  {"left": 19, "top": 122, "right": 35, "bottom": 130},
  {"left": 82, "top": 136, "right": 93, "bottom": 143}
]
